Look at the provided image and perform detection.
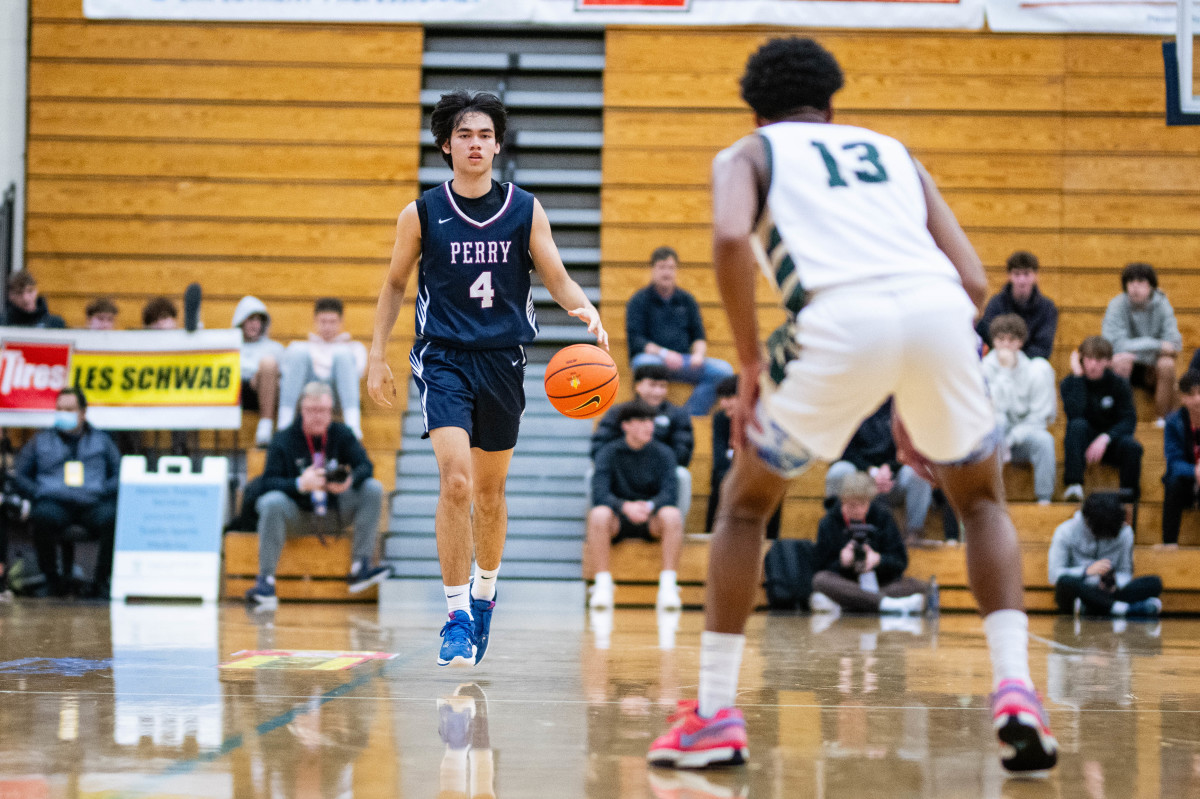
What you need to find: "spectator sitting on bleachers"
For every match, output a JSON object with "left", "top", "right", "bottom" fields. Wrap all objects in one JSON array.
[
  {"left": 1102, "top": 261, "right": 1182, "bottom": 424},
  {"left": 1049, "top": 491, "right": 1161, "bottom": 617},
  {"left": 13, "top": 387, "right": 120, "bottom": 598},
  {"left": 84, "top": 297, "right": 118, "bottom": 330},
  {"left": 707, "top": 375, "right": 781, "bottom": 537},
  {"left": 976, "top": 250, "right": 1058, "bottom": 360},
  {"left": 1161, "top": 369, "right": 1200, "bottom": 547},
  {"left": 810, "top": 471, "right": 929, "bottom": 615},
  {"left": 233, "top": 296, "right": 284, "bottom": 448},
  {"left": 625, "top": 246, "right": 734, "bottom": 416},
  {"left": 4, "top": 270, "right": 65, "bottom": 329},
  {"left": 585, "top": 401, "right": 684, "bottom": 612},
  {"left": 279, "top": 297, "right": 366, "bottom": 440},
  {"left": 824, "top": 397, "right": 933, "bottom": 543},
  {"left": 244, "top": 381, "right": 389, "bottom": 610},
  {"left": 590, "top": 363, "right": 693, "bottom": 522},
  {"left": 981, "top": 314, "right": 1057, "bottom": 504},
  {"left": 141, "top": 296, "right": 178, "bottom": 329},
  {"left": 1060, "top": 336, "right": 1143, "bottom": 503}
]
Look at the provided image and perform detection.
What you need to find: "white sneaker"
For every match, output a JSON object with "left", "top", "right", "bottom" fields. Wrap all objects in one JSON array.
[
  {"left": 588, "top": 580, "right": 614, "bottom": 609},
  {"left": 1063, "top": 484, "right": 1084, "bottom": 502},
  {"left": 656, "top": 583, "right": 682, "bottom": 611},
  {"left": 254, "top": 417, "right": 274, "bottom": 448},
  {"left": 809, "top": 591, "right": 839, "bottom": 613}
]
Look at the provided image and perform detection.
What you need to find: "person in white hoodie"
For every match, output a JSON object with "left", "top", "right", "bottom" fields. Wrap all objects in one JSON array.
[
  {"left": 279, "top": 297, "right": 367, "bottom": 439},
  {"left": 232, "top": 296, "right": 285, "bottom": 447},
  {"left": 1048, "top": 491, "right": 1162, "bottom": 617},
  {"left": 981, "top": 314, "right": 1057, "bottom": 504}
]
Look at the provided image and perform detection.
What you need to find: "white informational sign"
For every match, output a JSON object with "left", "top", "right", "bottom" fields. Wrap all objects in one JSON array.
[
  {"left": 0, "top": 327, "right": 242, "bottom": 430},
  {"left": 83, "top": 0, "right": 985, "bottom": 30},
  {"left": 111, "top": 456, "right": 228, "bottom": 603},
  {"left": 986, "top": 0, "right": 1198, "bottom": 32}
]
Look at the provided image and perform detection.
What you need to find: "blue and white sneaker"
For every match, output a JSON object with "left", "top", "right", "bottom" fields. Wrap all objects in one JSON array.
[
  {"left": 471, "top": 589, "right": 496, "bottom": 664},
  {"left": 439, "top": 610, "right": 477, "bottom": 667},
  {"left": 347, "top": 560, "right": 392, "bottom": 594},
  {"left": 244, "top": 575, "right": 277, "bottom": 611}
]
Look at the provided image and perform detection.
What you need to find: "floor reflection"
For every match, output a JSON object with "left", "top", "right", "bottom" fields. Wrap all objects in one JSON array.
[{"left": 2, "top": 600, "right": 1200, "bottom": 798}]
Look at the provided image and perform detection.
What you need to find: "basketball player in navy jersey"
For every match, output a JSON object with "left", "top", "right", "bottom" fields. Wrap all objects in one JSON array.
[
  {"left": 648, "top": 38, "right": 1057, "bottom": 773},
  {"left": 368, "top": 90, "right": 607, "bottom": 668}
]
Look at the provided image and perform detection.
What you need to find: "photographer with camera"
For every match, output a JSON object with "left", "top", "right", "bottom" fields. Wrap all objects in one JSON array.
[
  {"left": 1049, "top": 491, "right": 1162, "bottom": 617},
  {"left": 12, "top": 387, "right": 120, "bottom": 598},
  {"left": 245, "top": 381, "right": 390, "bottom": 609},
  {"left": 811, "top": 471, "right": 930, "bottom": 614}
]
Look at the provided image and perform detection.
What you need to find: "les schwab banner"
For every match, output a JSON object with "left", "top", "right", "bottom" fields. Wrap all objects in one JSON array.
[{"left": 0, "top": 328, "right": 242, "bottom": 430}]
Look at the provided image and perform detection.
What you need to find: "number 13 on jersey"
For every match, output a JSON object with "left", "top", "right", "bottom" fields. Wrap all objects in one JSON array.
[{"left": 470, "top": 271, "right": 495, "bottom": 308}]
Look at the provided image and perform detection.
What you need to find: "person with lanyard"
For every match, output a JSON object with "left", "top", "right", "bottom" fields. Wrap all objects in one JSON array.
[
  {"left": 245, "top": 381, "right": 390, "bottom": 610},
  {"left": 13, "top": 387, "right": 121, "bottom": 598}
]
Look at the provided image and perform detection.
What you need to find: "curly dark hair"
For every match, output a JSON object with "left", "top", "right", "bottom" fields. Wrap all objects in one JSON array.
[
  {"left": 740, "top": 37, "right": 845, "bottom": 121},
  {"left": 1121, "top": 261, "right": 1158, "bottom": 290},
  {"left": 430, "top": 90, "right": 508, "bottom": 168}
]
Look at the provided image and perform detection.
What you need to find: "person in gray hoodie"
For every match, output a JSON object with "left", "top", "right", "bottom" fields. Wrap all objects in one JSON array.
[
  {"left": 1048, "top": 491, "right": 1162, "bottom": 617},
  {"left": 232, "top": 296, "right": 285, "bottom": 447},
  {"left": 1101, "top": 262, "right": 1182, "bottom": 422}
]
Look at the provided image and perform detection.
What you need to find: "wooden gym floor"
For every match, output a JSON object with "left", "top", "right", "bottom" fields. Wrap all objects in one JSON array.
[{"left": 2, "top": 594, "right": 1199, "bottom": 798}]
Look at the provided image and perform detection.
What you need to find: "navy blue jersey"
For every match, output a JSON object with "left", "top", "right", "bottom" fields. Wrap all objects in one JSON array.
[{"left": 415, "top": 181, "right": 539, "bottom": 349}]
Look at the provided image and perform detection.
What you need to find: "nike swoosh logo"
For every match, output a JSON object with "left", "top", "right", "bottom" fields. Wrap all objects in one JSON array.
[
  {"left": 678, "top": 718, "right": 744, "bottom": 748},
  {"left": 570, "top": 395, "right": 601, "bottom": 412},
  {"left": 438, "top": 217, "right": 454, "bottom": 224},
  {"left": 447, "top": 593, "right": 463, "bottom": 599},
  {"left": 512, "top": 358, "right": 521, "bottom": 366}
]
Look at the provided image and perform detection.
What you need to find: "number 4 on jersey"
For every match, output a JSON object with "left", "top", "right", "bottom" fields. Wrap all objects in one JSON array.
[{"left": 470, "top": 271, "right": 495, "bottom": 308}]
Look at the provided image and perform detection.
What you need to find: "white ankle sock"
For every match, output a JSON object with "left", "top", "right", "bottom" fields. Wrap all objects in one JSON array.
[
  {"left": 444, "top": 583, "right": 472, "bottom": 617},
  {"left": 698, "top": 630, "right": 745, "bottom": 718},
  {"left": 1111, "top": 600, "right": 1129, "bottom": 617},
  {"left": 277, "top": 406, "right": 294, "bottom": 431},
  {"left": 342, "top": 406, "right": 362, "bottom": 438},
  {"left": 593, "top": 571, "right": 613, "bottom": 591},
  {"left": 659, "top": 570, "right": 677, "bottom": 589},
  {"left": 473, "top": 565, "right": 499, "bottom": 601},
  {"left": 983, "top": 609, "right": 1032, "bottom": 689}
]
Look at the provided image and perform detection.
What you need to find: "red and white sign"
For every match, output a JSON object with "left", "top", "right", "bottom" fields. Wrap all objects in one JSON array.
[{"left": 0, "top": 341, "right": 72, "bottom": 413}]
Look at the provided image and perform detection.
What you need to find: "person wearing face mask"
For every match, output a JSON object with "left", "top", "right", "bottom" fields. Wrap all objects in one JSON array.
[{"left": 12, "top": 387, "right": 122, "bottom": 598}]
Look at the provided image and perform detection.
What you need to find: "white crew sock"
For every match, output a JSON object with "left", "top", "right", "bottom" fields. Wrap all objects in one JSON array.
[
  {"left": 342, "top": 406, "right": 363, "bottom": 438},
  {"left": 277, "top": 405, "right": 295, "bottom": 432},
  {"left": 698, "top": 630, "right": 745, "bottom": 718},
  {"left": 1111, "top": 601, "right": 1129, "bottom": 617},
  {"left": 444, "top": 583, "right": 472, "bottom": 618},
  {"left": 659, "top": 570, "right": 677, "bottom": 589},
  {"left": 983, "top": 609, "right": 1033, "bottom": 689},
  {"left": 472, "top": 565, "right": 500, "bottom": 601},
  {"left": 440, "top": 747, "right": 468, "bottom": 795},
  {"left": 592, "top": 571, "right": 613, "bottom": 592}
]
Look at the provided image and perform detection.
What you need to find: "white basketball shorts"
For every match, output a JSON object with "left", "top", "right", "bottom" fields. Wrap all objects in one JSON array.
[{"left": 753, "top": 276, "right": 996, "bottom": 471}]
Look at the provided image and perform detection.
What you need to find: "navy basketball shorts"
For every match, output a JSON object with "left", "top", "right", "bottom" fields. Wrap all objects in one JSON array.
[{"left": 410, "top": 340, "right": 526, "bottom": 452}]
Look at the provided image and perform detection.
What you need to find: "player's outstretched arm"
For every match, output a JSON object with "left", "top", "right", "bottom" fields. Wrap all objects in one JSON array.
[
  {"left": 915, "top": 160, "right": 987, "bottom": 308},
  {"left": 712, "top": 135, "right": 768, "bottom": 449},
  {"left": 368, "top": 202, "right": 422, "bottom": 408},
  {"left": 529, "top": 199, "right": 609, "bottom": 350}
]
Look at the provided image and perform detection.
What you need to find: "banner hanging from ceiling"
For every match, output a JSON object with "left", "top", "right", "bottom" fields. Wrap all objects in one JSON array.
[
  {"left": 83, "top": 0, "right": 985, "bottom": 30},
  {"left": 985, "top": 0, "right": 1195, "bottom": 33}
]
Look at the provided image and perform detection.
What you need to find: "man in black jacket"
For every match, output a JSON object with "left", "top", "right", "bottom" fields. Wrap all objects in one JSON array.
[
  {"left": 4, "top": 270, "right": 65, "bottom": 329},
  {"left": 246, "top": 381, "right": 390, "bottom": 609},
  {"left": 811, "top": 471, "right": 929, "bottom": 614},
  {"left": 590, "top": 364, "right": 693, "bottom": 521},
  {"left": 976, "top": 250, "right": 1058, "bottom": 360},
  {"left": 824, "top": 398, "right": 933, "bottom": 541},
  {"left": 1060, "top": 336, "right": 1143, "bottom": 502},
  {"left": 585, "top": 401, "right": 683, "bottom": 611}
]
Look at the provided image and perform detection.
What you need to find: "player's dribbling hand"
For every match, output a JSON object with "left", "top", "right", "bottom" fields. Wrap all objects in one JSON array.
[
  {"left": 367, "top": 358, "right": 396, "bottom": 408},
  {"left": 568, "top": 307, "right": 609, "bottom": 350}
]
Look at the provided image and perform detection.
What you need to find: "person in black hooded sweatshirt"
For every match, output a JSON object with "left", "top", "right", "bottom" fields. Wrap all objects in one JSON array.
[{"left": 4, "top": 270, "right": 65, "bottom": 329}]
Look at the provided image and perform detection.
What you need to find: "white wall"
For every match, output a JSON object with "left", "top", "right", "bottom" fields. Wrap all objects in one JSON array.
[{"left": 0, "top": 0, "right": 27, "bottom": 274}]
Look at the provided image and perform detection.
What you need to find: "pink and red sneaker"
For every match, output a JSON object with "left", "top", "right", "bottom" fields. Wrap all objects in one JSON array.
[
  {"left": 648, "top": 700, "right": 749, "bottom": 769},
  {"left": 991, "top": 679, "right": 1058, "bottom": 772}
]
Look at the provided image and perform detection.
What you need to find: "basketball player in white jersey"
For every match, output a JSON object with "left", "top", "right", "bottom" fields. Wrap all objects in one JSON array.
[{"left": 648, "top": 37, "right": 1057, "bottom": 773}]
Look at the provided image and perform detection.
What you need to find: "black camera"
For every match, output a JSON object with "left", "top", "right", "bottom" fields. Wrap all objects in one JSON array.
[
  {"left": 848, "top": 523, "right": 874, "bottom": 566},
  {"left": 0, "top": 492, "right": 29, "bottom": 523},
  {"left": 325, "top": 461, "right": 351, "bottom": 484}
]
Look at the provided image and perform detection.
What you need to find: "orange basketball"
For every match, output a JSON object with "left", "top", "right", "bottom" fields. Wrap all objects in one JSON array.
[{"left": 544, "top": 344, "right": 619, "bottom": 420}]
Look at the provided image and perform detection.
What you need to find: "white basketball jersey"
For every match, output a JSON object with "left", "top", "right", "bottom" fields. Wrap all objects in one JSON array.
[{"left": 752, "top": 121, "right": 959, "bottom": 316}]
